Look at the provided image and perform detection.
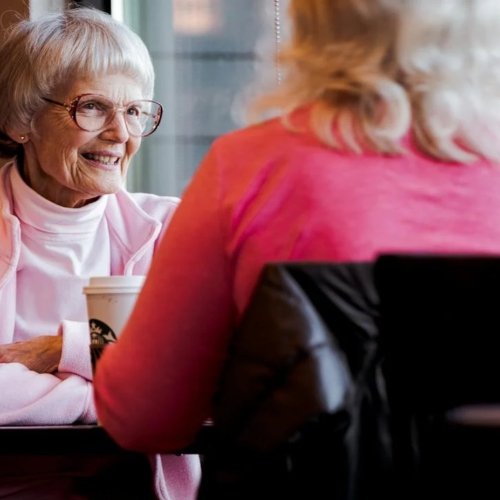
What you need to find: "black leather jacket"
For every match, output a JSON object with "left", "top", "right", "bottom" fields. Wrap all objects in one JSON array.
[{"left": 198, "top": 261, "right": 390, "bottom": 500}]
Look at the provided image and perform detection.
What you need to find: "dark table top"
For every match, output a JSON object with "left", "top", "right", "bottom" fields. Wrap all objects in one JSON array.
[{"left": 0, "top": 423, "right": 213, "bottom": 455}]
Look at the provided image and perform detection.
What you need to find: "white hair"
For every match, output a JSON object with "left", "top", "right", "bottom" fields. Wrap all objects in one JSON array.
[{"left": 0, "top": 7, "right": 155, "bottom": 158}]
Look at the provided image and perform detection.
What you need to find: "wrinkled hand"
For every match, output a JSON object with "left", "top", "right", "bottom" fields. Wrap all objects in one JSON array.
[{"left": 0, "top": 336, "right": 63, "bottom": 374}]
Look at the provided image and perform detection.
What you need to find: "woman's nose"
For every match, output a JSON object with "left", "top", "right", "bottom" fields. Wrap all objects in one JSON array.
[{"left": 101, "top": 111, "right": 130, "bottom": 142}]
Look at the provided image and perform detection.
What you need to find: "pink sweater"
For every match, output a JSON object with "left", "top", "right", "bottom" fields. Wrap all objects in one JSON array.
[{"left": 94, "top": 111, "right": 500, "bottom": 454}]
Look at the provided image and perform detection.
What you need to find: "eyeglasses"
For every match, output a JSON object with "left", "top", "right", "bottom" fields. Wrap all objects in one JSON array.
[{"left": 43, "top": 93, "right": 163, "bottom": 137}]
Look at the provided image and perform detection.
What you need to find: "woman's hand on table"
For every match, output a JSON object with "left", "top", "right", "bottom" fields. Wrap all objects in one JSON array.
[{"left": 0, "top": 336, "right": 63, "bottom": 374}]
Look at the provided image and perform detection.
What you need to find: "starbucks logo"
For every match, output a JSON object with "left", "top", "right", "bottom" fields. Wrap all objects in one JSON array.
[{"left": 89, "top": 319, "right": 117, "bottom": 345}]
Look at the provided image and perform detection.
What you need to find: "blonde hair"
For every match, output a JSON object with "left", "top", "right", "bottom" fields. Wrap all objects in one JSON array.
[
  {"left": 0, "top": 7, "right": 155, "bottom": 159},
  {"left": 250, "top": 0, "right": 500, "bottom": 163}
]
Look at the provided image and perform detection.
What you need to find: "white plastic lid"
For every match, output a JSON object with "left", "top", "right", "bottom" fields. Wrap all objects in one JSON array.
[{"left": 83, "top": 275, "right": 146, "bottom": 294}]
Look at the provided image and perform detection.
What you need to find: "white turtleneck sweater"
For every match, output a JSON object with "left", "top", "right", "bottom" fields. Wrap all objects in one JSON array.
[{"left": 11, "top": 164, "right": 111, "bottom": 341}]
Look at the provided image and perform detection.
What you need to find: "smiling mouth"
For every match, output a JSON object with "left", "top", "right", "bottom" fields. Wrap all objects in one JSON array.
[{"left": 83, "top": 153, "right": 120, "bottom": 165}]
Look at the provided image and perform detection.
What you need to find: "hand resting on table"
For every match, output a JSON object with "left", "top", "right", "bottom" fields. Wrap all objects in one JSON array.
[{"left": 0, "top": 336, "right": 63, "bottom": 374}]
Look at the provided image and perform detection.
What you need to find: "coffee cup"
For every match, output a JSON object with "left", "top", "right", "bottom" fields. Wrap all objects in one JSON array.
[{"left": 83, "top": 275, "right": 145, "bottom": 372}]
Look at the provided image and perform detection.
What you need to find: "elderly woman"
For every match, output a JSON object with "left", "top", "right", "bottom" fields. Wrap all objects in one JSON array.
[{"left": 0, "top": 7, "right": 199, "bottom": 500}]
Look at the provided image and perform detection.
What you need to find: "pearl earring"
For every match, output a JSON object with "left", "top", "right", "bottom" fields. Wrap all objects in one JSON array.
[{"left": 19, "top": 135, "right": 26, "bottom": 142}]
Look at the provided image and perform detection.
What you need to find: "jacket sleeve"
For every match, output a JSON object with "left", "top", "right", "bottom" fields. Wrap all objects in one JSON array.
[
  {"left": 0, "top": 363, "right": 96, "bottom": 425},
  {"left": 58, "top": 320, "right": 93, "bottom": 380},
  {"left": 0, "top": 284, "right": 95, "bottom": 425}
]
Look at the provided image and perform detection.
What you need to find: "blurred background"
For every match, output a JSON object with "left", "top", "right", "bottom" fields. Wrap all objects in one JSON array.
[
  {"left": 118, "top": 0, "right": 286, "bottom": 197},
  {"left": 0, "top": 0, "right": 287, "bottom": 196}
]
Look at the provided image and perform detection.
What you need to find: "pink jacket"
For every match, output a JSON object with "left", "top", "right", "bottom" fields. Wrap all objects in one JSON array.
[{"left": 0, "top": 162, "right": 200, "bottom": 500}]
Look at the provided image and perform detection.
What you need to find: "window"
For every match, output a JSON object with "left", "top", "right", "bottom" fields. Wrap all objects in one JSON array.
[{"left": 116, "top": 0, "right": 286, "bottom": 197}]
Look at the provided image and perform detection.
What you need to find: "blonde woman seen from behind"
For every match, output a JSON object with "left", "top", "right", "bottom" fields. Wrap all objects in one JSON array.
[{"left": 95, "top": 1, "right": 500, "bottom": 498}]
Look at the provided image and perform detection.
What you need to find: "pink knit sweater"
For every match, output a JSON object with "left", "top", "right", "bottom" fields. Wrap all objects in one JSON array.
[{"left": 95, "top": 111, "right": 500, "bottom": 455}]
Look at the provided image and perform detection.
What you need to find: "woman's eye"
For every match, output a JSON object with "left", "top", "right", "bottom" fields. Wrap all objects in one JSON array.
[
  {"left": 79, "top": 100, "right": 110, "bottom": 113},
  {"left": 126, "top": 107, "right": 141, "bottom": 117},
  {"left": 79, "top": 102, "right": 100, "bottom": 112}
]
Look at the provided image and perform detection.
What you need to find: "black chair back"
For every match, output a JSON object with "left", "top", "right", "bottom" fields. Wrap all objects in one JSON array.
[
  {"left": 376, "top": 254, "right": 500, "bottom": 500},
  {"left": 199, "top": 255, "right": 500, "bottom": 500}
]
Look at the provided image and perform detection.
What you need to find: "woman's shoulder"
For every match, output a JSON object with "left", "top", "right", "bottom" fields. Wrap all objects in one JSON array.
[
  {"left": 210, "top": 105, "right": 328, "bottom": 160},
  {"left": 127, "top": 191, "right": 180, "bottom": 209},
  {"left": 114, "top": 190, "right": 180, "bottom": 224},
  {"left": 214, "top": 115, "right": 297, "bottom": 148}
]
